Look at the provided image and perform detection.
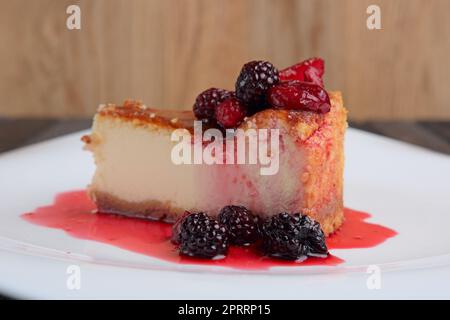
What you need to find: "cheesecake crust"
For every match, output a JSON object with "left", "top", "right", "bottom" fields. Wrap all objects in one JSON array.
[
  {"left": 91, "top": 190, "right": 183, "bottom": 223},
  {"left": 90, "top": 189, "right": 344, "bottom": 236}
]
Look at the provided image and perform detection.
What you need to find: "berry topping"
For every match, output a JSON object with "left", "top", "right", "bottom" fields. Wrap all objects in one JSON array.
[
  {"left": 262, "top": 212, "right": 328, "bottom": 261},
  {"left": 218, "top": 205, "right": 261, "bottom": 246},
  {"left": 267, "top": 81, "right": 331, "bottom": 114},
  {"left": 215, "top": 97, "right": 247, "bottom": 129},
  {"left": 174, "top": 211, "right": 229, "bottom": 259},
  {"left": 193, "top": 88, "right": 233, "bottom": 123},
  {"left": 235, "top": 60, "right": 279, "bottom": 111},
  {"left": 279, "top": 58, "right": 325, "bottom": 87}
]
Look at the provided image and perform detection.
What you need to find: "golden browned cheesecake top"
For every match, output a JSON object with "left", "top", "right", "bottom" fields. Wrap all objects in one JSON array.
[
  {"left": 85, "top": 92, "right": 345, "bottom": 144},
  {"left": 96, "top": 100, "right": 196, "bottom": 130}
]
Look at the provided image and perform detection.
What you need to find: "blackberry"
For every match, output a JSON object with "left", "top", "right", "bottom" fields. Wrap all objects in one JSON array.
[
  {"left": 174, "top": 211, "right": 229, "bottom": 259},
  {"left": 218, "top": 205, "right": 261, "bottom": 245},
  {"left": 262, "top": 212, "right": 328, "bottom": 261},
  {"left": 235, "top": 61, "right": 279, "bottom": 112},
  {"left": 215, "top": 97, "right": 247, "bottom": 129},
  {"left": 171, "top": 211, "right": 191, "bottom": 244},
  {"left": 193, "top": 88, "right": 233, "bottom": 123}
]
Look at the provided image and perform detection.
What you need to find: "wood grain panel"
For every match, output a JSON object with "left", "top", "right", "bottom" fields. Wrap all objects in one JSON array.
[{"left": 0, "top": 0, "right": 449, "bottom": 120}]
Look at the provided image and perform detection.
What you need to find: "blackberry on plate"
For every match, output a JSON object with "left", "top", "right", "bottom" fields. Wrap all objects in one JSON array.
[
  {"left": 218, "top": 205, "right": 261, "bottom": 245},
  {"left": 193, "top": 88, "right": 233, "bottom": 123},
  {"left": 262, "top": 212, "right": 328, "bottom": 261},
  {"left": 174, "top": 211, "right": 229, "bottom": 259},
  {"left": 171, "top": 211, "right": 191, "bottom": 244},
  {"left": 235, "top": 60, "right": 279, "bottom": 112}
]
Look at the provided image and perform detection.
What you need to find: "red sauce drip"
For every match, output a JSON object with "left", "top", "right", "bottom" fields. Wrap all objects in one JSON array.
[{"left": 22, "top": 190, "right": 397, "bottom": 270}]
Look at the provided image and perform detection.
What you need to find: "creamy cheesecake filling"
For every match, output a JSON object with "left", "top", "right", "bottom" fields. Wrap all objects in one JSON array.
[
  {"left": 89, "top": 117, "right": 200, "bottom": 210},
  {"left": 89, "top": 116, "right": 306, "bottom": 217}
]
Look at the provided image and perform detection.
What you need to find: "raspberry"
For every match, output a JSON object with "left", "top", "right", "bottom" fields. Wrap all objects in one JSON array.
[
  {"left": 262, "top": 212, "right": 328, "bottom": 261},
  {"left": 215, "top": 97, "right": 247, "bottom": 129},
  {"left": 174, "top": 211, "right": 229, "bottom": 259},
  {"left": 280, "top": 58, "right": 324, "bottom": 87},
  {"left": 218, "top": 205, "right": 261, "bottom": 246},
  {"left": 235, "top": 61, "right": 279, "bottom": 112},
  {"left": 193, "top": 88, "right": 233, "bottom": 123},
  {"left": 267, "top": 81, "right": 331, "bottom": 114}
]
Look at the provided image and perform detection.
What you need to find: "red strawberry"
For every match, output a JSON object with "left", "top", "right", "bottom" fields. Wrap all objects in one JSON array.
[
  {"left": 279, "top": 58, "right": 324, "bottom": 87},
  {"left": 267, "top": 80, "right": 331, "bottom": 114}
]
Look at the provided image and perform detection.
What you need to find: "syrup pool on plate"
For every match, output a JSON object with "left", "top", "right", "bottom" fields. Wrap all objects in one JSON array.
[{"left": 22, "top": 190, "right": 397, "bottom": 270}]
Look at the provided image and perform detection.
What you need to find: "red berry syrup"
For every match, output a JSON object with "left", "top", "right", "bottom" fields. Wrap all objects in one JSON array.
[{"left": 22, "top": 190, "right": 397, "bottom": 270}]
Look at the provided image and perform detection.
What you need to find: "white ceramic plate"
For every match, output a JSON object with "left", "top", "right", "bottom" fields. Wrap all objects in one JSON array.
[{"left": 0, "top": 128, "right": 450, "bottom": 299}]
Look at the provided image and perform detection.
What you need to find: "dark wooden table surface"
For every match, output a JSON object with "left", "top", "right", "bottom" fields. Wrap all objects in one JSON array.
[{"left": 0, "top": 119, "right": 449, "bottom": 299}]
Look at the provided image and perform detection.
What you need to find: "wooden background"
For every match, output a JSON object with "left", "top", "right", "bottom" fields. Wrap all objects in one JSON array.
[{"left": 0, "top": 0, "right": 449, "bottom": 120}]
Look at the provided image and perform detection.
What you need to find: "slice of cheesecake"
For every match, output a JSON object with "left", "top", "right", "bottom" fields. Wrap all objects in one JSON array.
[{"left": 83, "top": 92, "right": 347, "bottom": 235}]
